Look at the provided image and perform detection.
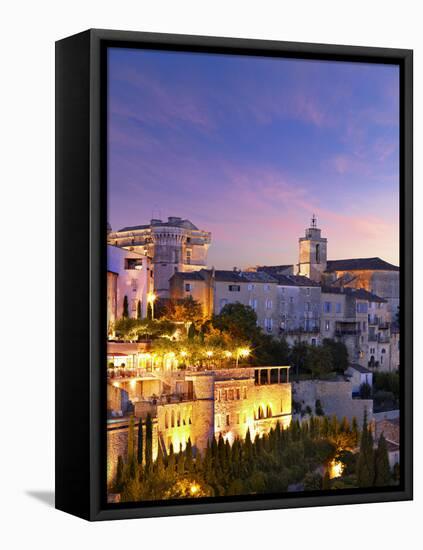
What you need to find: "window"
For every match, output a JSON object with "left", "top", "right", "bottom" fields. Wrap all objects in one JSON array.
[
  {"left": 265, "top": 318, "right": 273, "bottom": 332},
  {"left": 336, "top": 303, "right": 342, "bottom": 314},
  {"left": 171, "top": 410, "right": 175, "bottom": 428},
  {"left": 236, "top": 388, "right": 241, "bottom": 400},
  {"left": 236, "top": 413, "right": 240, "bottom": 425},
  {"left": 325, "top": 320, "right": 330, "bottom": 332},
  {"left": 124, "top": 258, "right": 143, "bottom": 270},
  {"left": 311, "top": 338, "right": 317, "bottom": 346},
  {"left": 223, "top": 390, "right": 227, "bottom": 401},
  {"left": 131, "top": 278, "right": 138, "bottom": 291},
  {"left": 266, "top": 299, "right": 273, "bottom": 309},
  {"left": 228, "top": 285, "right": 240, "bottom": 292},
  {"left": 289, "top": 296, "right": 294, "bottom": 304},
  {"left": 131, "top": 299, "right": 137, "bottom": 312},
  {"left": 216, "top": 415, "right": 221, "bottom": 428},
  {"left": 243, "top": 387, "right": 247, "bottom": 399},
  {"left": 247, "top": 283, "right": 254, "bottom": 290},
  {"left": 362, "top": 321, "right": 367, "bottom": 331},
  {"left": 305, "top": 301, "right": 311, "bottom": 312},
  {"left": 229, "top": 389, "right": 234, "bottom": 400},
  {"left": 316, "top": 243, "right": 320, "bottom": 263},
  {"left": 357, "top": 302, "right": 368, "bottom": 314},
  {"left": 243, "top": 413, "right": 247, "bottom": 424},
  {"left": 324, "top": 301, "right": 331, "bottom": 313},
  {"left": 264, "top": 284, "right": 271, "bottom": 291},
  {"left": 249, "top": 298, "right": 258, "bottom": 310},
  {"left": 185, "top": 283, "right": 192, "bottom": 292},
  {"left": 226, "top": 414, "right": 230, "bottom": 426},
  {"left": 186, "top": 249, "right": 192, "bottom": 265},
  {"left": 165, "top": 411, "right": 169, "bottom": 429}
]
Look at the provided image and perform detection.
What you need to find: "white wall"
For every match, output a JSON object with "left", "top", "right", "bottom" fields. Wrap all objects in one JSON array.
[{"left": 2, "top": 1, "right": 421, "bottom": 549}]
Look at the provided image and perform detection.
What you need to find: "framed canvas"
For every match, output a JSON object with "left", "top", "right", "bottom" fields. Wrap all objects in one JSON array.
[{"left": 55, "top": 29, "right": 413, "bottom": 521}]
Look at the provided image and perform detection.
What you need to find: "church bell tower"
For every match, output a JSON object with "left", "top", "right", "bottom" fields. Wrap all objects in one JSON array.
[{"left": 298, "top": 215, "right": 327, "bottom": 282}]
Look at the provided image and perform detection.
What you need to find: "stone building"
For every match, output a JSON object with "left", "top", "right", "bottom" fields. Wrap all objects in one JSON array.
[
  {"left": 108, "top": 217, "right": 211, "bottom": 298},
  {"left": 107, "top": 245, "right": 152, "bottom": 335},
  {"left": 107, "top": 364, "right": 292, "bottom": 487},
  {"left": 320, "top": 287, "right": 373, "bottom": 366},
  {"left": 169, "top": 268, "right": 280, "bottom": 335},
  {"left": 324, "top": 257, "right": 399, "bottom": 315},
  {"left": 298, "top": 214, "right": 328, "bottom": 281},
  {"left": 257, "top": 270, "right": 321, "bottom": 346}
]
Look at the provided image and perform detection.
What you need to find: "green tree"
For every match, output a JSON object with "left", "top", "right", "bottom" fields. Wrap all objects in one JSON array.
[
  {"left": 357, "top": 410, "right": 375, "bottom": 487},
  {"left": 307, "top": 346, "right": 333, "bottom": 379},
  {"left": 212, "top": 303, "right": 258, "bottom": 341},
  {"left": 374, "top": 434, "right": 391, "bottom": 487},
  {"left": 322, "top": 338, "right": 349, "bottom": 373},
  {"left": 359, "top": 382, "right": 372, "bottom": 399},
  {"left": 137, "top": 300, "right": 142, "bottom": 319},
  {"left": 123, "top": 295, "right": 129, "bottom": 318},
  {"left": 322, "top": 470, "right": 331, "bottom": 490},
  {"left": 145, "top": 413, "right": 153, "bottom": 476},
  {"left": 290, "top": 341, "right": 309, "bottom": 379},
  {"left": 115, "top": 455, "right": 125, "bottom": 492},
  {"left": 137, "top": 418, "right": 143, "bottom": 466}
]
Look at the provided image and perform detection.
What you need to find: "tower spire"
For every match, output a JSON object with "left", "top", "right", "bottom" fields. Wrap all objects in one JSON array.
[{"left": 311, "top": 213, "right": 317, "bottom": 229}]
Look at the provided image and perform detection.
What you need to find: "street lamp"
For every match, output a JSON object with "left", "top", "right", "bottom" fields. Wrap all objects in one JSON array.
[
  {"left": 147, "top": 292, "right": 157, "bottom": 319},
  {"left": 236, "top": 347, "right": 251, "bottom": 367}
]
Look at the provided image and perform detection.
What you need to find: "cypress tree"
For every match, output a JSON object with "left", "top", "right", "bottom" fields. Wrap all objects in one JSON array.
[
  {"left": 351, "top": 416, "right": 359, "bottom": 447},
  {"left": 155, "top": 446, "right": 165, "bottom": 477},
  {"left": 185, "top": 438, "right": 193, "bottom": 472},
  {"left": 127, "top": 415, "right": 135, "bottom": 464},
  {"left": 357, "top": 410, "right": 375, "bottom": 487},
  {"left": 115, "top": 455, "right": 124, "bottom": 492},
  {"left": 137, "top": 417, "right": 143, "bottom": 466},
  {"left": 244, "top": 429, "right": 253, "bottom": 460},
  {"left": 374, "top": 434, "right": 391, "bottom": 487},
  {"left": 145, "top": 413, "right": 153, "bottom": 476},
  {"left": 167, "top": 444, "right": 176, "bottom": 473},
  {"left": 177, "top": 449, "right": 185, "bottom": 475},
  {"left": 137, "top": 300, "right": 141, "bottom": 319},
  {"left": 322, "top": 470, "right": 331, "bottom": 490},
  {"left": 123, "top": 295, "right": 129, "bottom": 318}
]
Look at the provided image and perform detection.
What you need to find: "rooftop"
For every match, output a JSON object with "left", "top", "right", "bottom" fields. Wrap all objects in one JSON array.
[
  {"left": 348, "top": 363, "right": 372, "bottom": 374},
  {"left": 118, "top": 217, "right": 199, "bottom": 232},
  {"left": 321, "top": 286, "right": 386, "bottom": 302},
  {"left": 271, "top": 274, "right": 320, "bottom": 287},
  {"left": 326, "top": 257, "right": 399, "bottom": 272},
  {"left": 171, "top": 269, "right": 279, "bottom": 284}
]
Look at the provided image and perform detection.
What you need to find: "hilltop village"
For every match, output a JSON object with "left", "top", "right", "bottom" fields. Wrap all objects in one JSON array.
[{"left": 106, "top": 216, "right": 400, "bottom": 501}]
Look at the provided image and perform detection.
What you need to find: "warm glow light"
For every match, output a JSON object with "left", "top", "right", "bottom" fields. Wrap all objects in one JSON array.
[
  {"left": 147, "top": 292, "right": 157, "bottom": 303},
  {"left": 329, "top": 460, "right": 344, "bottom": 479},
  {"left": 180, "top": 351, "right": 188, "bottom": 358},
  {"left": 190, "top": 483, "right": 199, "bottom": 495},
  {"left": 206, "top": 351, "right": 213, "bottom": 357},
  {"left": 224, "top": 351, "right": 232, "bottom": 358},
  {"left": 239, "top": 348, "right": 251, "bottom": 358}
]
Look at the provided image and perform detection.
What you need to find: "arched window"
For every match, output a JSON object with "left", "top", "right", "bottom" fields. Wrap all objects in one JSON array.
[
  {"left": 266, "top": 405, "right": 272, "bottom": 418},
  {"left": 316, "top": 243, "right": 320, "bottom": 263},
  {"left": 171, "top": 410, "right": 175, "bottom": 428},
  {"left": 165, "top": 411, "right": 169, "bottom": 429}
]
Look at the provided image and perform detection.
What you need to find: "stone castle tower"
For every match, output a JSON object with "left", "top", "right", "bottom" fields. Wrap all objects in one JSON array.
[{"left": 298, "top": 215, "right": 327, "bottom": 282}]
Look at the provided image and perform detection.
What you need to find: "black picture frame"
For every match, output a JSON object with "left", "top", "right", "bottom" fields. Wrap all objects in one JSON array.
[{"left": 55, "top": 28, "right": 413, "bottom": 521}]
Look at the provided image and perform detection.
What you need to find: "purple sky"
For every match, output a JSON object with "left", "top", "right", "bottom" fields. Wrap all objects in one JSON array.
[{"left": 108, "top": 48, "right": 399, "bottom": 269}]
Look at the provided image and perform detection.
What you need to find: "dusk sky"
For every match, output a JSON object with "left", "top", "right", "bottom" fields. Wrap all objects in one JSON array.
[{"left": 108, "top": 47, "right": 399, "bottom": 269}]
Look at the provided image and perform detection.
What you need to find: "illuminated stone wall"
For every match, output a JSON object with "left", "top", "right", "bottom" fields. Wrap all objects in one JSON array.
[{"left": 107, "top": 419, "right": 159, "bottom": 488}]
